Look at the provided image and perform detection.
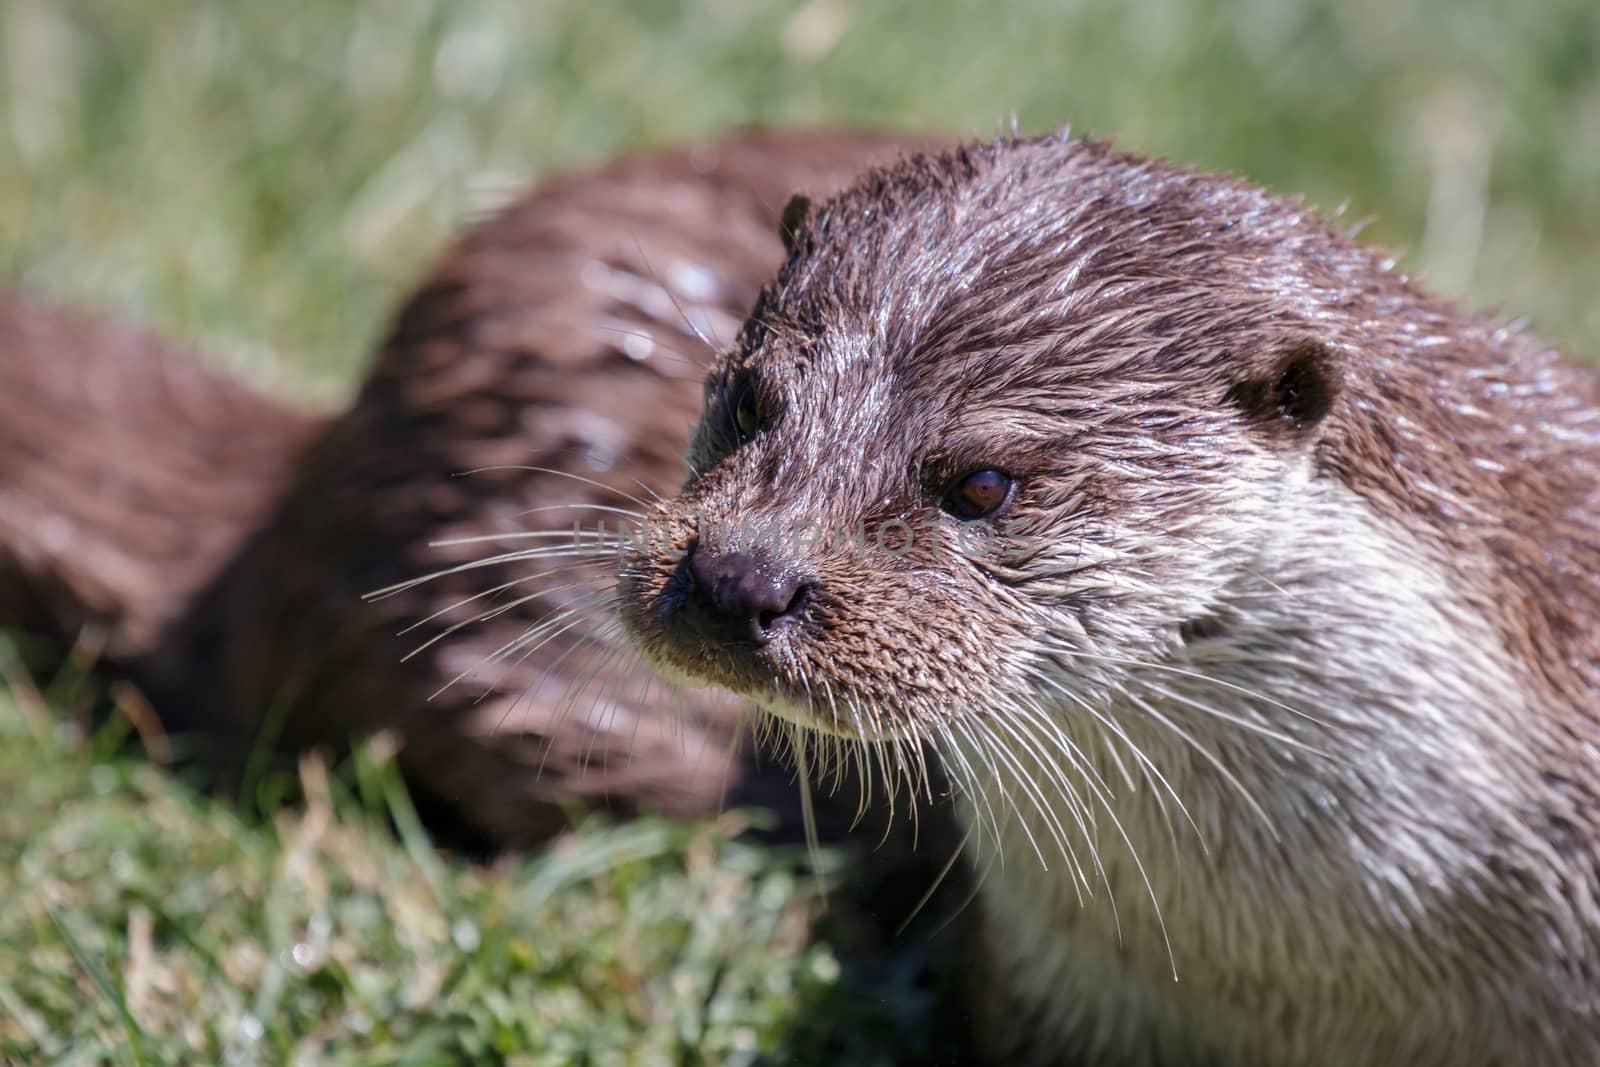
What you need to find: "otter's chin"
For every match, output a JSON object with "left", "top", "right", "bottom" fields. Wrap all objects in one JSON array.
[
  {"left": 743, "top": 687, "right": 901, "bottom": 741},
  {"left": 624, "top": 631, "right": 899, "bottom": 742}
]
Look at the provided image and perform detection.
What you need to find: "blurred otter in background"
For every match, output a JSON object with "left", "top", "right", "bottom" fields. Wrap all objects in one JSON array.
[{"left": 0, "top": 130, "right": 928, "bottom": 843}]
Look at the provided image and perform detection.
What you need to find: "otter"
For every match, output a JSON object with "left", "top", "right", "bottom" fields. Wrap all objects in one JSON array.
[
  {"left": 7, "top": 125, "right": 1598, "bottom": 1063},
  {"left": 616, "top": 131, "right": 1600, "bottom": 1065},
  {"left": 0, "top": 131, "right": 930, "bottom": 842}
]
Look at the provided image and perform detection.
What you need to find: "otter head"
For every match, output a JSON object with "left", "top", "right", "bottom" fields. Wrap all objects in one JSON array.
[
  {"left": 618, "top": 131, "right": 1599, "bottom": 1067},
  {"left": 617, "top": 133, "right": 1387, "bottom": 768}
]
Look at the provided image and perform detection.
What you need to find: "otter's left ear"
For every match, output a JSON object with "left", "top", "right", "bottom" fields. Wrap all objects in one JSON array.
[
  {"left": 1227, "top": 341, "right": 1342, "bottom": 436},
  {"left": 779, "top": 194, "right": 811, "bottom": 254}
]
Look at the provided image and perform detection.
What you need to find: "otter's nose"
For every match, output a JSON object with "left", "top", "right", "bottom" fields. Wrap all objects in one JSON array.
[{"left": 683, "top": 546, "right": 808, "bottom": 647}]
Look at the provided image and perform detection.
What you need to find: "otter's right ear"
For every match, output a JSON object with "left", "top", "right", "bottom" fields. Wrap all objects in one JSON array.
[
  {"left": 1227, "top": 341, "right": 1342, "bottom": 438},
  {"left": 779, "top": 194, "right": 811, "bottom": 254}
]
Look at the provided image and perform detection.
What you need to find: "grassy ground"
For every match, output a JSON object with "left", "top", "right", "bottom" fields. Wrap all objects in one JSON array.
[
  {"left": 1, "top": 1, "right": 1596, "bottom": 1064},
  {"left": 0, "top": 650, "right": 952, "bottom": 1066}
]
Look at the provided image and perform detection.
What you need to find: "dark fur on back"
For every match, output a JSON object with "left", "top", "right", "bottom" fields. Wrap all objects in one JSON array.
[{"left": 0, "top": 297, "right": 318, "bottom": 660}]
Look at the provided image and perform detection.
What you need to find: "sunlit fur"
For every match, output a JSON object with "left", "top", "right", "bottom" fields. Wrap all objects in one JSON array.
[{"left": 618, "top": 132, "right": 1600, "bottom": 1065}]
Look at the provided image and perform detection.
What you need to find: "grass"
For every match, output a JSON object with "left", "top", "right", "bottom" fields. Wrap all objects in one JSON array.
[
  {"left": 0, "top": 1, "right": 1596, "bottom": 1063},
  {"left": 0, "top": 654, "right": 954, "bottom": 1066}
]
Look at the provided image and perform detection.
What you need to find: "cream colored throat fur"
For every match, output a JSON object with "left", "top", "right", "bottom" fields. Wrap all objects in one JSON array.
[{"left": 953, "top": 477, "right": 1581, "bottom": 1067}]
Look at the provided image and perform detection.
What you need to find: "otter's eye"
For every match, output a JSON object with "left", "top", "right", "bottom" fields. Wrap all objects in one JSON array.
[
  {"left": 943, "top": 469, "right": 1013, "bottom": 520},
  {"left": 733, "top": 379, "right": 760, "bottom": 439},
  {"left": 714, "top": 373, "right": 762, "bottom": 449}
]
